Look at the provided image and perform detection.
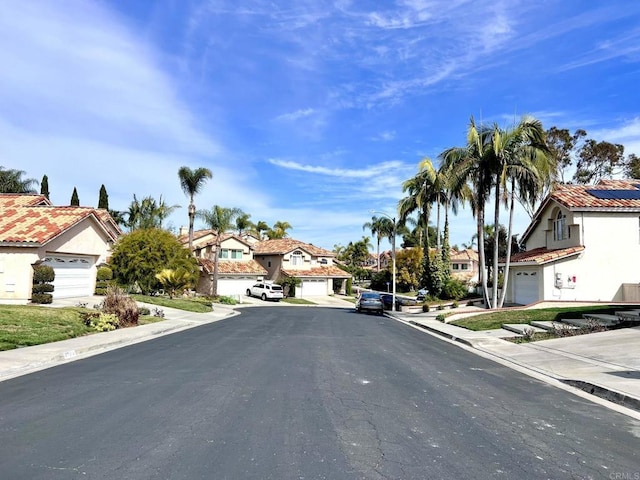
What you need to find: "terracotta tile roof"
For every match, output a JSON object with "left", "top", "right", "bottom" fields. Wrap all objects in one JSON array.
[
  {"left": 0, "top": 195, "right": 120, "bottom": 245},
  {"left": 198, "top": 258, "right": 268, "bottom": 275},
  {"left": 450, "top": 248, "right": 478, "bottom": 262},
  {"left": 254, "top": 238, "right": 333, "bottom": 257},
  {"left": 506, "top": 246, "right": 585, "bottom": 265},
  {"left": 281, "top": 265, "right": 351, "bottom": 278},
  {"left": 549, "top": 180, "right": 640, "bottom": 210}
]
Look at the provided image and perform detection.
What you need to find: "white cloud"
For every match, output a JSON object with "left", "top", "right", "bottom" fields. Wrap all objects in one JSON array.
[
  {"left": 274, "top": 108, "right": 316, "bottom": 122},
  {"left": 591, "top": 117, "right": 640, "bottom": 156},
  {"left": 370, "top": 130, "right": 397, "bottom": 142},
  {"left": 268, "top": 158, "right": 406, "bottom": 178}
]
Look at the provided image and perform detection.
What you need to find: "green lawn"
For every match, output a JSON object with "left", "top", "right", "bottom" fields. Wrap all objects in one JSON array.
[
  {"left": 0, "top": 305, "right": 93, "bottom": 351},
  {"left": 451, "top": 305, "right": 635, "bottom": 331},
  {"left": 131, "top": 294, "right": 213, "bottom": 313}
]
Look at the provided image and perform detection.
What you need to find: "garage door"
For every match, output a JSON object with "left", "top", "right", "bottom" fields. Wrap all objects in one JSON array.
[
  {"left": 300, "top": 279, "right": 327, "bottom": 297},
  {"left": 217, "top": 277, "right": 258, "bottom": 297},
  {"left": 513, "top": 270, "right": 538, "bottom": 305},
  {"left": 41, "top": 255, "right": 94, "bottom": 298}
]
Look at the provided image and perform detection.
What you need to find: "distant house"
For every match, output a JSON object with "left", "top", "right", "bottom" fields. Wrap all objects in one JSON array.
[
  {"left": 179, "top": 229, "right": 267, "bottom": 297},
  {"left": 253, "top": 239, "right": 351, "bottom": 297},
  {"left": 0, "top": 194, "right": 120, "bottom": 303},
  {"left": 503, "top": 179, "right": 640, "bottom": 305},
  {"left": 450, "top": 248, "right": 480, "bottom": 286}
]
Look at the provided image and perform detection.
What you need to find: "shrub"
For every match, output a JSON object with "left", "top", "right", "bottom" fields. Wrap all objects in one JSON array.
[
  {"left": 422, "top": 304, "right": 430, "bottom": 313},
  {"left": 437, "top": 303, "right": 445, "bottom": 311},
  {"left": 213, "top": 295, "right": 237, "bottom": 305},
  {"left": 441, "top": 278, "right": 468, "bottom": 300},
  {"left": 82, "top": 312, "right": 119, "bottom": 332},
  {"left": 31, "top": 293, "right": 52, "bottom": 304},
  {"left": 96, "top": 266, "right": 113, "bottom": 281},
  {"left": 32, "top": 283, "right": 54, "bottom": 294},
  {"left": 102, "top": 286, "right": 139, "bottom": 327},
  {"left": 346, "top": 277, "right": 352, "bottom": 295},
  {"left": 452, "top": 300, "right": 459, "bottom": 309},
  {"left": 33, "top": 265, "right": 55, "bottom": 284},
  {"left": 138, "top": 307, "right": 151, "bottom": 316},
  {"left": 436, "top": 314, "right": 446, "bottom": 322}
]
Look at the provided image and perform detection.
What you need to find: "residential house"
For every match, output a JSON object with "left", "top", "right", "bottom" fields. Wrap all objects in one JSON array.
[
  {"left": 450, "top": 248, "right": 480, "bottom": 286},
  {"left": 253, "top": 239, "right": 351, "bottom": 297},
  {"left": 179, "top": 229, "right": 267, "bottom": 297},
  {"left": 503, "top": 179, "right": 640, "bottom": 305},
  {"left": 0, "top": 194, "right": 120, "bottom": 303}
]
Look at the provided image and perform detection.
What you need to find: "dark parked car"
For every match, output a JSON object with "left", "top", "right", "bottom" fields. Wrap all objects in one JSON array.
[
  {"left": 355, "top": 292, "right": 384, "bottom": 315},
  {"left": 380, "top": 294, "right": 418, "bottom": 311}
]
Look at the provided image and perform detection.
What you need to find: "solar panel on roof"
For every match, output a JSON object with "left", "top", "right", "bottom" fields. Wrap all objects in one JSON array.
[{"left": 586, "top": 189, "right": 640, "bottom": 200}]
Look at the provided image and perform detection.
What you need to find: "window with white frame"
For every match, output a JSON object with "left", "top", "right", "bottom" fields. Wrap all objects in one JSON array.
[
  {"left": 452, "top": 264, "right": 460, "bottom": 270},
  {"left": 553, "top": 211, "right": 569, "bottom": 241},
  {"left": 219, "top": 249, "right": 243, "bottom": 259},
  {"left": 461, "top": 264, "right": 469, "bottom": 270},
  {"left": 291, "top": 250, "right": 303, "bottom": 266}
]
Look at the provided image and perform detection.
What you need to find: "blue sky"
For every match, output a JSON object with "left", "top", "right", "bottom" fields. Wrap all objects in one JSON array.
[{"left": 2, "top": 0, "right": 640, "bottom": 251}]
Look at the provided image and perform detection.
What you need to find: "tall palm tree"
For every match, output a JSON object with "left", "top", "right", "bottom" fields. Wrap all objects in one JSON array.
[
  {"left": 0, "top": 167, "right": 38, "bottom": 193},
  {"left": 196, "top": 205, "right": 242, "bottom": 296},
  {"left": 253, "top": 221, "right": 270, "bottom": 240},
  {"left": 156, "top": 195, "right": 181, "bottom": 229},
  {"left": 494, "top": 117, "right": 550, "bottom": 307},
  {"left": 441, "top": 117, "right": 495, "bottom": 307},
  {"left": 363, "top": 216, "right": 394, "bottom": 272},
  {"left": 398, "top": 159, "right": 440, "bottom": 289},
  {"left": 178, "top": 166, "right": 213, "bottom": 251}
]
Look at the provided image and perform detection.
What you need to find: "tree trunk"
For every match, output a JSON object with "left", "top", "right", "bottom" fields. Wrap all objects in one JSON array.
[
  {"left": 477, "top": 207, "right": 490, "bottom": 308},
  {"left": 212, "top": 237, "right": 220, "bottom": 297},
  {"left": 188, "top": 200, "right": 196, "bottom": 251},
  {"left": 499, "top": 178, "right": 516, "bottom": 308},
  {"left": 491, "top": 181, "right": 501, "bottom": 309},
  {"left": 436, "top": 202, "right": 441, "bottom": 250},
  {"left": 377, "top": 237, "right": 381, "bottom": 272}
]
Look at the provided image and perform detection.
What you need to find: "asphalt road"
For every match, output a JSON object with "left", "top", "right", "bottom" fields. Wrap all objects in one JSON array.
[{"left": 0, "top": 307, "right": 639, "bottom": 479}]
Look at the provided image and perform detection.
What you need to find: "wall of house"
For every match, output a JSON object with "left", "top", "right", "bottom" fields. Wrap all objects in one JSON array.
[
  {"left": 255, "top": 255, "right": 282, "bottom": 280},
  {"left": 218, "top": 238, "right": 252, "bottom": 260},
  {"left": 0, "top": 249, "right": 39, "bottom": 304}
]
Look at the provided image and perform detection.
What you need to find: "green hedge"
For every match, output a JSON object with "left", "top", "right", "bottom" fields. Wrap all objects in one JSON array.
[
  {"left": 32, "top": 283, "right": 54, "bottom": 294},
  {"left": 31, "top": 293, "right": 53, "bottom": 304}
]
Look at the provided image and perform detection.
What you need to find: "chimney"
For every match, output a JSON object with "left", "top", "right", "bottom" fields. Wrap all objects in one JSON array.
[{"left": 179, "top": 226, "right": 188, "bottom": 237}]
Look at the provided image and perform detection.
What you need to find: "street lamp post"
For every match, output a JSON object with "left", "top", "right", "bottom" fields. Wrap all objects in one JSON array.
[{"left": 370, "top": 211, "right": 397, "bottom": 312}]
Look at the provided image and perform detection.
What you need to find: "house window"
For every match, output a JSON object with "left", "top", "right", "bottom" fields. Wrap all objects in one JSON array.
[
  {"left": 452, "top": 264, "right": 460, "bottom": 270},
  {"left": 461, "top": 264, "right": 469, "bottom": 271},
  {"left": 553, "top": 211, "right": 569, "bottom": 241},
  {"left": 219, "top": 249, "right": 229, "bottom": 259},
  {"left": 291, "top": 250, "right": 303, "bottom": 266},
  {"left": 231, "top": 250, "right": 243, "bottom": 259}
]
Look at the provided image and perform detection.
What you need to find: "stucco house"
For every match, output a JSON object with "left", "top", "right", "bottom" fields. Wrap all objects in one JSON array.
[
  {"left": 0, "top": 194, "right": 120, "bottom": 303},
  {"left": 179, "top": 229, "right": 268, "bottom": 297},
  {"left": 450, "top": 248, "right": 480, "bottom": 286},
  {"left": 503, "top": 179, "right": 640, "bottom": 305},
  {"left": 253, "top": 239, "right": 351, "bottom": 297}
]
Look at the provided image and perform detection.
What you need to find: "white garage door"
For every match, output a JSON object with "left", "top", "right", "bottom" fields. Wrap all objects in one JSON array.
[
  {"left": 513, "top": 270, "right": 538, "bottom": 305},
  {"left": 300, "top": 278, "right": 327, "bottom": 297},
  {"left": 217, "top": 277, "right": 258, "bottom": 297},
  {"left": 42, "top": 255, "right": 94, "bottom": 298}
]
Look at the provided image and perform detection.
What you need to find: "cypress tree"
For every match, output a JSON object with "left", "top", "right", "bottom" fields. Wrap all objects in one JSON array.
[
  {"left": 70, "top": 187, "right": 80, "bottom": 206},
  {"left": 40, "top": 175, "right": 50, "bottom": 199},
  {"left": 98, "top": 184, "right": 109, "bottom": 210}
]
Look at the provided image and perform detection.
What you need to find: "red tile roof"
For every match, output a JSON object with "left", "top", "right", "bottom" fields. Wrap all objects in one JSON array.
[
  {"left": 507, "top": 246, "right": 585, "bottom": 265},
  {"left": 450, "top": 248, "right": 478, "bottom": 262},
  {"left": 254, "top": 238, "right": 333, "bottom": 257},
  {"left": 281, "top": 265, "right": 351, "bottom": 278},
  {"left": 198, "top": 258, "right": 268, "bottom": 275},
  {"left": 548, "top": 180, "right": 640, "bottom": 210},
  {"left": 0, "top": 194, "right": 120, "bottom": 245}
]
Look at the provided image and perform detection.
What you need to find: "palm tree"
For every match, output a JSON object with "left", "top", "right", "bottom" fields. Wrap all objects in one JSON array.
[
  {"left": 235, "top": 212, "right": 252, "bottom": 236},
  {"left": 156, "top": 195, "right": 181, "bottom": 229},
  {"left": 178, "top": 166, "right": 213, "bottom": 251},
  {"left": 441, "top": 117, "right": 494, "bottom": 307},
  {"left": 493, "top": 117, "right": 550, "bottom": 307},
  {"left": 398, "top": 159, "right": 440, "bottom": 290},
  {"left": 363, "top": 216, "right": 394, "bottom": 272},
  {"left": 267, "top": 221, "right": 292, "bottom": 239},
  {"left": 253, "top": 221, "right": 270, "bottom": 240},
  {"left": 196, "top": 205, "right": 242, "bottom": 296},
  {"left": 0, "top": 167, "right": 38, "bottom": 193}
]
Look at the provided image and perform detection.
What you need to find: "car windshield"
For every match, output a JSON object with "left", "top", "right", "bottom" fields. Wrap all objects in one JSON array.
[{"left": 361, "top": 293, "right": 380, "bottom": 299}]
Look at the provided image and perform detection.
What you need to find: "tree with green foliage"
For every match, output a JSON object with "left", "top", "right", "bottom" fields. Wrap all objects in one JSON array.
[
  {"left": 235, "top": 212, "right": 253, "bottom": 236},
  {"left": 155, "top": 268, "right": 195, "bottom": 298},
  {"left": 98, "top": 184, "right": 109, "bottom": 209},
  {"left": 0, "top": 167, "right": 38, "bottom": 193},
  {"left": 253, "top": 220, "right": 270, "bottom": 240},
  {"left": 109, "top": 228, "right": 198, "bottom": 294},
  {"left": 626, "top": 154, "right": 640, "bottom": 179},
  {"left": 395, "top": 247, "right": 422, "bottom": 291},
  {"left": 574, "top": 139, "right": 625, "bottom": 185},
  {"left": 125, "top": 194, "right": 180, "bottom": 231},
  {"left": 196, "top": 205, "right": 243, "bottom": 296},
  {"left": 70, "top": 187, "right": 80, "bottom": 206},
  {"left": 363, "top": 215, "right": 394, "bottom": 272},
  {"left": 178, "top": 166, "right": 213, "bottom": 250},
  {"left": 267, "top": 221, "right": 293, "bottom": 239},
  {"left": 40, "top": 175, "right": 50, "bottom": 199}
]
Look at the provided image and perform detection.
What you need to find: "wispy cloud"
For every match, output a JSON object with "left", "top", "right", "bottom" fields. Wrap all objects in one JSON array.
[
  {"left": 370, "top": 130, "right": 397, "bottom": 142},
  {"left": 268, "top": 158, "right": 406, "bottom": 178},
  {"left": 274, "top": 108, "right": 316, "bottom": 122}
]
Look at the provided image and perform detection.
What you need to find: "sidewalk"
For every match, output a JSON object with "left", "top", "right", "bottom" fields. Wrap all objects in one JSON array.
[{"left": 388, "top": 307, "right": 640, "bottom": 413}]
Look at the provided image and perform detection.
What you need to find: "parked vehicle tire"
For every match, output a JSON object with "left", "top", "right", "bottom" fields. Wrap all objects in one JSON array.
[
  {"left": 261, "top": 293, "right": 267, "bottom": 301},
  {"left": 246, "top": 289, "right": 251, "bottom": 296}
]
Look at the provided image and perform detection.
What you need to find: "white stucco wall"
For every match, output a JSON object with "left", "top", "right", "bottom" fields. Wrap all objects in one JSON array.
[{"left": 0, "top": 249, "right": 39, "bottom": 303}]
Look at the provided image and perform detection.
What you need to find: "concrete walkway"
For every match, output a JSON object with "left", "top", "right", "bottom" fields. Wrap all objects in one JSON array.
[
  {"left": 1, "top": 295, "right": 639, "bottom": 417},
  {"left": 388, "top": 307, "right": 640, "bottom": 414}
]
